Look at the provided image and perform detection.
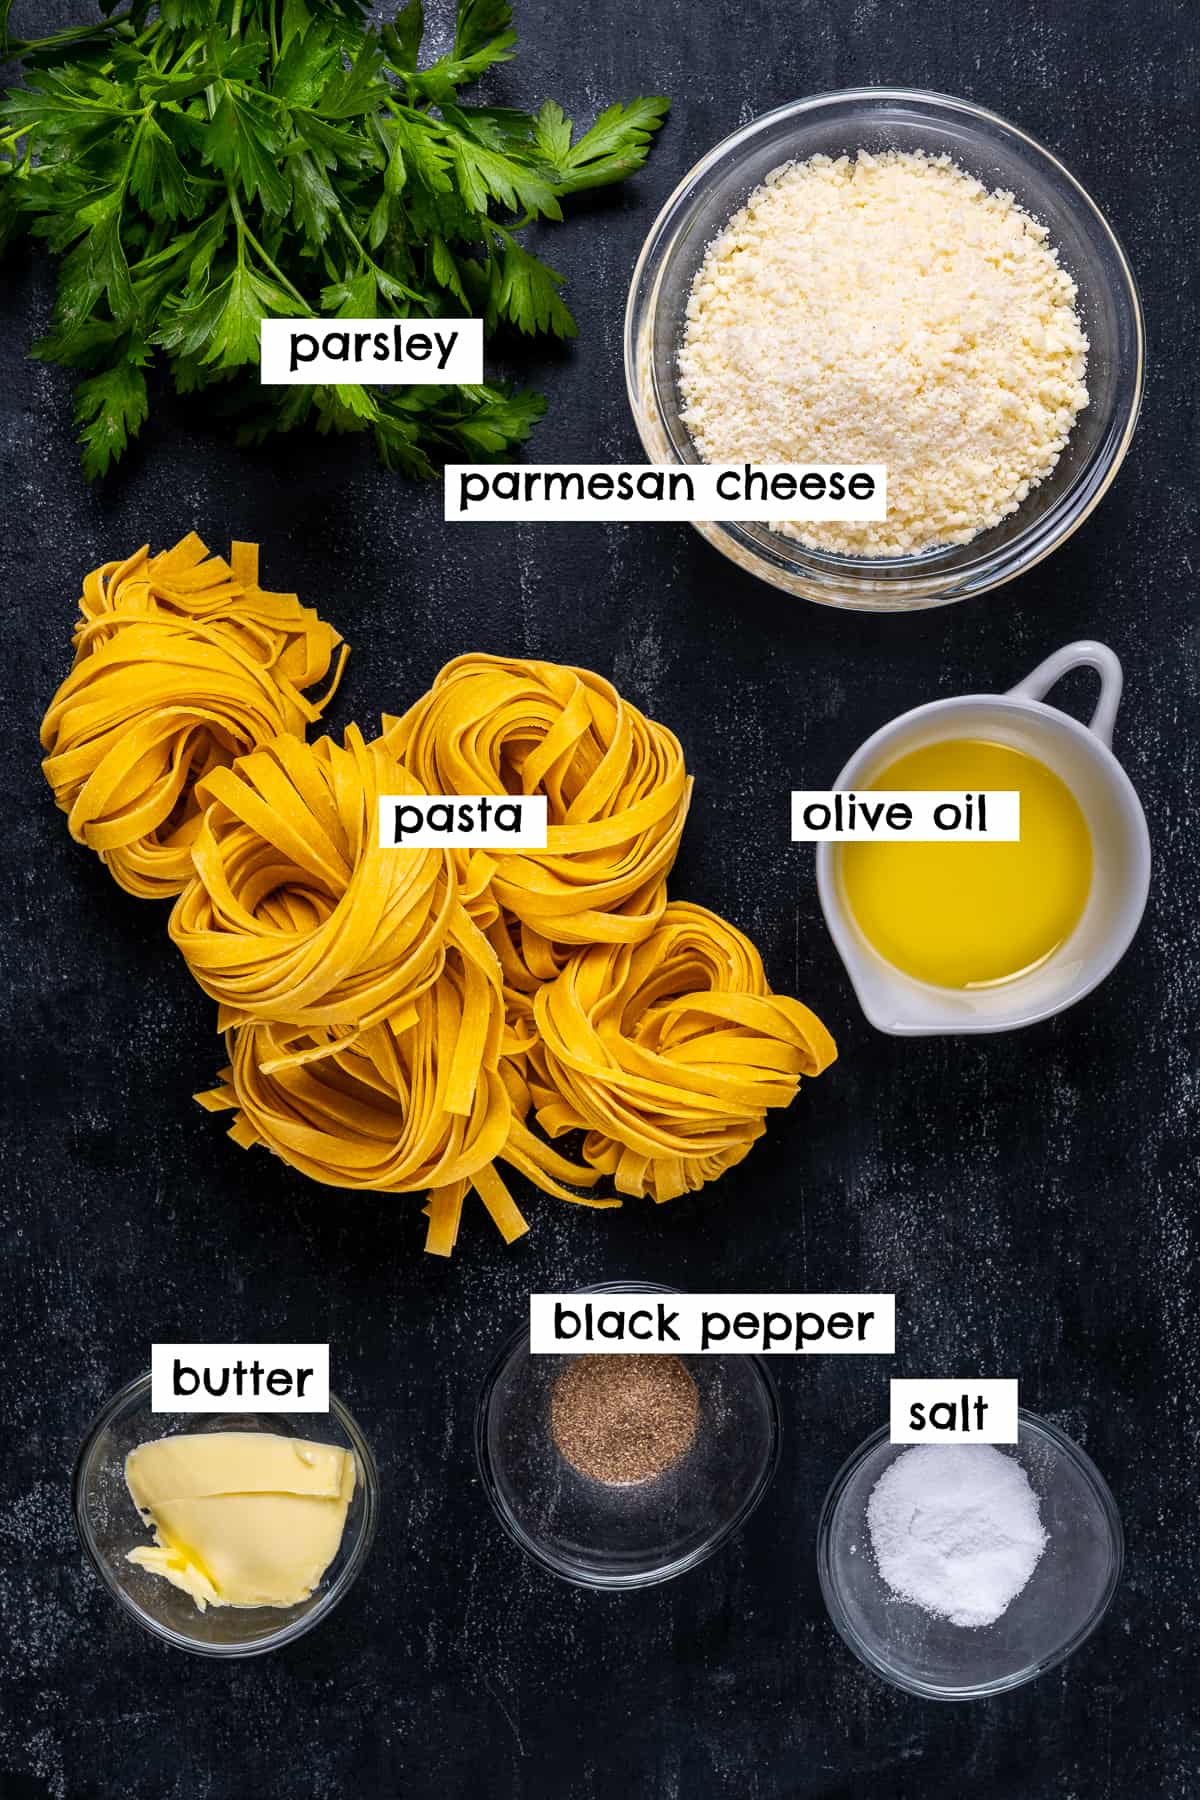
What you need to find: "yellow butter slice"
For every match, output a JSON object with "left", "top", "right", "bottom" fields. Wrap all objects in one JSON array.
[
  {"left": 126, "top": 1431, "right": 351, "bottom": 1505},
  {"left": 134, "top": 1494, "right": 350, "bottom": 1609},
  {"left": 125, "top": 1432, "right": 354, "bottom": 1612}
]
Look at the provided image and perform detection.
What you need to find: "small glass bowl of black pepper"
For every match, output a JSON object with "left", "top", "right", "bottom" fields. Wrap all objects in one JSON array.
[{"left": 475, "top": 1281, "right": 781, "bottom": 1588}]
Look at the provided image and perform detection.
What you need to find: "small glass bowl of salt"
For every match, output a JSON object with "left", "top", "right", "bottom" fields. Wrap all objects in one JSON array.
[{"left": 816, "top": 1411, "right": 1122, "bottom": 1699}]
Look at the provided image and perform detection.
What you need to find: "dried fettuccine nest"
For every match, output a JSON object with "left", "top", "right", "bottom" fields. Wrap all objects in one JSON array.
[
  {"left": 40, "top": 537, "right": 345, "bottom": 899},
  {"left": 170, "top": 727, "right": 459, "bottom": 1045},
  {"left": 195, "top": 947, "right": 612, "bottom": 1255},
  {"left": 74, "top": 534, "right": 345, "bottom": 703},
  {"left": 532, "top": 902, "right": 838, "bottom": 1202},
  {"left": 381, "top": 653, "right": 693, "bottom": 964}
]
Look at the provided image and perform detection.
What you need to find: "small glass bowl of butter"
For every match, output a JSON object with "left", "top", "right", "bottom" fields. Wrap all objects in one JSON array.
[{"left": 73, "top": 1373, "right": 379, "bottom": 1656}]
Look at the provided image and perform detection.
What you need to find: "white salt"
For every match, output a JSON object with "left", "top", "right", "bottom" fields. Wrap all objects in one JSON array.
[{"left": 866, "top": 1444, "right": 1048, "bottom": 1629}]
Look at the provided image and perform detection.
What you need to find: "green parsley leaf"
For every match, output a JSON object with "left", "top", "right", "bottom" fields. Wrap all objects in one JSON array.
[
  {"left": 450, "top": 384, "right": 545, "bottom": 454},
  {"left": 74, "top": 346, "right": 149, "bottom": 478},
  {"left": 87, "top": 201, "right": 137, "bottom": 324},
  {"left": 455, "top": 0, "right": 515, "bottom": 61},
  {"left": 491, "top": 236, "right": 575, "bottom": 338},
  {"left": 128, "top": 116, "right": 197, "bottom": 221},
  {"left": 384, "top": 0, "right": 426, "bottom": 75},
  {"left": 205, "top": 91, "right": 291, "bottom": 215},
  {"left": 531, "top": 99, "right": 572, "bottom": 169},
  {"left": 539, "top": 95, "right": 671, "bottom": 194},
  {"left": 429, "top": 232, "right": 470, "bottom": 307},
  {"left": 446, "top": 118, "right": 562, "bottom": 221},
  {"left": 314, "top": 32, "right": 387, "bottom": 120},
  {"left": 272, "top": 23, "right": 344, "bottom": 109},
  {"left": 155, "top": 260, "right": 307, "bottom": 369},
  {"left": 322, "top": 268, "right": 377, "bottom": 317},
  {"left": 287, "top": 147, "right": 339, "bottom": 248}
]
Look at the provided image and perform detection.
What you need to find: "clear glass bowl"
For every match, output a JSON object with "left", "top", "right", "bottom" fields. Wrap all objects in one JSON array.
[
  {"left": 73, "top": 1373, "right": 379, "bottom": 1657},
  {"left": 816, "top": 1411, "right": 1123, "bottom": 1698},
  {"left": 475, "top": 1281, "right": 780, "bottom": 1588},
  {"left": 625, "top": 88, "right": 1145, "bottom": 612}
]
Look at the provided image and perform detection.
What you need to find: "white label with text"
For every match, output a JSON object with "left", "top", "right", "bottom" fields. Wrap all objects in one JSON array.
[
  {"left": 445, "top": 463, "right": 887, "bottom": 522},
  {"left": 530, "top": 1294, "right": 895, "bottom": 1355},
  {"left": 791, "top": 790, "right": 1020, "bottom": 842},
  {"left": 261, "top": 317, "right": 482, "bottom": 384},
  {"left": 151, "top": 1343, "right": 330, "bottom": 1413},
  {"left": 890, "top": 1379, "right": 1019, "bottom": 1443},
  {"left": 378, "top": 794, "right": 548, "bottom": 849}
]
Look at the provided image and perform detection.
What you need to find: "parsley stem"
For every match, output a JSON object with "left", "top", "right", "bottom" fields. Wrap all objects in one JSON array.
[
  {"left": 170, "top": 37, "right": 206, "bottom": 75},
  {"left": 5, "top": 14, "right": 132, "bottom": 55},
  {"left": 331, "top": 210, "right": 424, "bottom": 306},
  {"left": 228, "top": 188, "right": 311, "bottom": 310},
  {"left": 333, "top": 210, "right": 371, "bottom": 264}
]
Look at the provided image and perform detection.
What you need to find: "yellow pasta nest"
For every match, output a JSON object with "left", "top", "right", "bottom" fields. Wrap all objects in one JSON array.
[
  {"left": 74, "top": 534, "right": 343, "bottom": 698},
  {"left": 198, "top": 949, "right": 509, "bottom": 1191},
  {"left": 195, "top": 949, "right": 615, "bottom": 1257},
  {"left": 40, "top": 537, "right": 345, "bottom": 899},
  {"left": 382, "top": 653, "right": 693, "bottom": 963},
  {"left": 170, "top": 727, "right": 458, "bottom": 1044},
  {"left": 533, "top": 903, "right": 838, "bottom": 1202}
]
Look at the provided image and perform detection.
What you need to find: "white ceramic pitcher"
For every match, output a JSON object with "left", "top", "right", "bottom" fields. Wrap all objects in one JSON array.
[{"left": 816, "top": 641, "right": 1151, "bottom": 1035}]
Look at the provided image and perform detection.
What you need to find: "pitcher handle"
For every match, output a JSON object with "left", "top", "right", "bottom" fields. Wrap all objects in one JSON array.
[{"left": 1006, "top": 640, "right": 1124, "bottom": 748}]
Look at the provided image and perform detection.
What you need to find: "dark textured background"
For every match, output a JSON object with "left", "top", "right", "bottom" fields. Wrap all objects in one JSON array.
[{"left": 1, "top": 1, "right": 1198, "bottom": 1796}]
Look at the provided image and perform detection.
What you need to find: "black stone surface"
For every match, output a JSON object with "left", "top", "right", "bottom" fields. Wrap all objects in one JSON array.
[{"left": 1, "top": 2, "right": 1198, "bottom": 1796}]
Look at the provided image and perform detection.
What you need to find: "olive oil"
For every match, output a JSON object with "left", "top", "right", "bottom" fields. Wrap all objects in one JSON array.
[{"left": 840, "top": 739, "right": 1092, "bottom": 989}]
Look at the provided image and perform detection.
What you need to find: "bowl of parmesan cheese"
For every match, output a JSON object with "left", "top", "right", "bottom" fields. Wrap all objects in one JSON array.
[{"left": 625, "top": 88, "right": 1144, "bottom": 610}]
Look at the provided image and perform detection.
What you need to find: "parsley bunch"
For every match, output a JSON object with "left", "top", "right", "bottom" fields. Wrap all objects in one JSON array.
[{"left": 0, "top": 0, "right": 668, "bottom": 476}]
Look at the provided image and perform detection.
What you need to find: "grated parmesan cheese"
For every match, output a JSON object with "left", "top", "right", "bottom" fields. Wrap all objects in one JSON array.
[{"left": 678, "top": 149, "right": 1090, "bottom": 557}]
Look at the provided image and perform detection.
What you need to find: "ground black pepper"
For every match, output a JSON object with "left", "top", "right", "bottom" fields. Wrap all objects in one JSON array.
[{"left": 550, "top": 1354, "right": 699, "bottom": 1485}]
